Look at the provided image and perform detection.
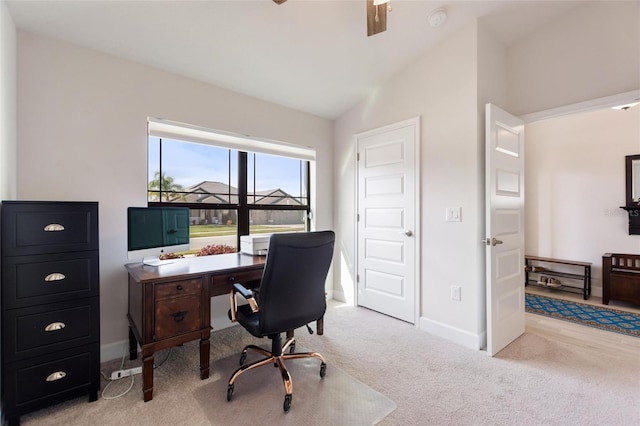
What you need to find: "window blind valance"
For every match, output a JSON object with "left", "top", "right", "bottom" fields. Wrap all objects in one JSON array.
[{"left": 147, "top": 118, "right": 316, "bottom": 162}]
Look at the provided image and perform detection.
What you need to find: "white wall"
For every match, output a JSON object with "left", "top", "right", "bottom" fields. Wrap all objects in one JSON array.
[
  {"left": 16, "top": 31, "right": 333, "bottom": 361},
  {"left": 333, "top": 0, "right": 640, "bottom": 351},
  {"left": 525, "top": 107, "right": 640, "bottom": 295},
  {"left": 507, "top": 1, "right": 640, "bottom": 116},
  {"left": 335, "top": 21, "right": 491, "bottom": 349},
  {"left": 509, "top": 0, "right": 640, "bottom": 296},
  {"left": 0, "top": 1, "right": 16, "bottom": 200}
]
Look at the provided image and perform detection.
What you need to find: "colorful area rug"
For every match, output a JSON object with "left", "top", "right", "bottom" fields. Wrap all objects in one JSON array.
[{"left": 525, "top": 293, "right": 640, "bottom": 338}]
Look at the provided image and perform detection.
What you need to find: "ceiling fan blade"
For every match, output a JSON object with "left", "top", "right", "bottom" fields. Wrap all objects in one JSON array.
[
  {"left": 273, "top": 0, "right": 287, "bottom": 4},
  {"left": 366, "top": 0, "right": 387, "bottom": 37}
]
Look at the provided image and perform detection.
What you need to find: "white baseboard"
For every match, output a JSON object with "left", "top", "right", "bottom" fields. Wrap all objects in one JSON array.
[
  {"left": 332, "top": 289, "right": 347, "bottom": 303},
  {"left": 419, "top": 316, "right": 485, "bottom": 351},
  {"left": 101, "top": 339, "right": 132, "bottom": 363}
]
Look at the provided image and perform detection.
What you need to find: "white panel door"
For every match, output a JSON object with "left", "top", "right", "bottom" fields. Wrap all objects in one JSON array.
[
  {"left": 485, "top": 104, "right": 525, "bottom": 356},
  {"left": 357, "top": 118, "right": 419, "bottom": 323}
]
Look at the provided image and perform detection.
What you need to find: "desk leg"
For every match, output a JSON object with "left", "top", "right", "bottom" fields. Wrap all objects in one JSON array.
[
  {"left": 200, "top": 337, "right": 210, "bottom": 380},
  {"left": 142, "top": 351, "right": 154, "bottom": 402},
  {"left": 128, "top": 327, "right": 138, "bottom": 360}
]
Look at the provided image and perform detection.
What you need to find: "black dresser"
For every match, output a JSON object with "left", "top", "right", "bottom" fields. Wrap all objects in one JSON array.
[{"left": 1, "top": 201, "right": 100, "bottom": 426}]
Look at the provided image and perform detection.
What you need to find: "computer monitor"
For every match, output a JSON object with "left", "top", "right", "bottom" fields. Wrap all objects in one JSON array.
[{"left": 127, "top": 207, "right": 190, "bottom": 266}]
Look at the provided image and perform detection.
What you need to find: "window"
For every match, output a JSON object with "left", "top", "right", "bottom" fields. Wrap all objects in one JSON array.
[{"left": 147, "top": 123, "right": 311, "bottom": 255}]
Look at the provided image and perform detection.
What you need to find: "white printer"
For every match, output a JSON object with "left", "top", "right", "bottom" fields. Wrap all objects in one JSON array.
[{"left": 240, "top": 234, "right": 271, "bottom": 256}]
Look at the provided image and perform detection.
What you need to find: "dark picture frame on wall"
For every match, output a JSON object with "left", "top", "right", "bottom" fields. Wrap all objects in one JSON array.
[
  {"left": 625, "top": 154, "right": 640, "bottom": 206},
  {"left": 621, "top": 154, "right": 640, "bottom": 235}
]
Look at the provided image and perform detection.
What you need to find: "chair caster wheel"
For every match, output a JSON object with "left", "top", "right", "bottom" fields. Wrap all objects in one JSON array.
[
  {"left": 283, "top": 394, "right": 292, "bottom": 412},
  {"left": 320, "top": 362, "right": 326, "bottom": 378},
  {"left": 289, "top": 342, "right": 296, "bottom": 353},
  {"left": 226, "top": 384, "right": 234, "bottom": 401}
]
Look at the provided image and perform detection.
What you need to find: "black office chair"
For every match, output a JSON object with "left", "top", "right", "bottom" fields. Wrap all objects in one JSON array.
[{"left": 226, "top": 230, "right": 335, "bottom": 412}]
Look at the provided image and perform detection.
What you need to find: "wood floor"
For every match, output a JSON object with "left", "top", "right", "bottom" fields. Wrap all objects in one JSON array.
[{"left": 524, "top": 286, "right": 640, "bottom": 358}]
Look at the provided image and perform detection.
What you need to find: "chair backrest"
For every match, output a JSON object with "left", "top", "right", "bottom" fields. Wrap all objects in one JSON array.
[{"left": 257, "top": 231, "right": 335, "bottom": 335}]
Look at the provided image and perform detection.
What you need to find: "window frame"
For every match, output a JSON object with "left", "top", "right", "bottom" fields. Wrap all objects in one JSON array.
[{"left": 148, "top": 138, "right": 311, "bottom": 249}]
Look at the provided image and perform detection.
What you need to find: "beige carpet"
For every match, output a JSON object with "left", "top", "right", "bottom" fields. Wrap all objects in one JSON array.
[
  {"left": 194, "top": 351, "right": 395, "bottom": 425},
  {"left": 20, "top": 300, "right": 640, "bottom": 426}
]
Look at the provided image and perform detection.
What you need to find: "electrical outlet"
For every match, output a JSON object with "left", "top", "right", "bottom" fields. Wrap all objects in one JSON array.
[
  {"left": 451, "top": 285, "right": 461, "bottom": 301},
  {"left": 111, "top": 366, "right": 143, "bottom": 380}
]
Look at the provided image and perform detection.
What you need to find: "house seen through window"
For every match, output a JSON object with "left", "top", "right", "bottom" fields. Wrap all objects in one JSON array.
[{"left": 148, "top": 135, "right": 310, "bottom": 256}]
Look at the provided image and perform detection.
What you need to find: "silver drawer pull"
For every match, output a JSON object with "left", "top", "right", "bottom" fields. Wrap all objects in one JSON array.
[
  {"left": 46, "top": 371, "right": 67, "bottom": 382},
  {"left": 44, "top": 223, "right": 65, "bottom": 232},
  {"left": 45, "top": 322, "right": 66, "bottom": 332},
  {"left": 45, "top": 273, "right": 66, "bottom": 282}
]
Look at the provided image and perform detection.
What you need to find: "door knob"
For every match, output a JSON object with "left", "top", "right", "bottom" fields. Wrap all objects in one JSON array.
[
  {"left": 482, "top": 237, "right": 503, "bottom": 246},
  {"left": 402, "top": 230, "right": 413, "bottom": 237}
]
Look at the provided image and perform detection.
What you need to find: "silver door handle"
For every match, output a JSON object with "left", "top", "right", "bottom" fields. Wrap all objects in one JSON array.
[
  {"left": 482, "top": 237, "right": 503, "bottom": 246},
  {"left": 402, "top": 230, "right": 413, "bottom": 237}
]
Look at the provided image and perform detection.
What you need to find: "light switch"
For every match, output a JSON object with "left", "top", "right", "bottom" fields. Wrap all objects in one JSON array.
[{"left": 446, "top": 207, "right": 461, "bottom": 222}]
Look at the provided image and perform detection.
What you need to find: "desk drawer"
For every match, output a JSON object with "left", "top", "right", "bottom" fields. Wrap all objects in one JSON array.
[
  {"left": 155, "top": 295, "right": 201, "bottom": 340},
  {"left": 155, "top": 278, "right": 201, "bottom": 300},
  {"left": 212, "top": 269, "right": 263, "bottom": 296}
]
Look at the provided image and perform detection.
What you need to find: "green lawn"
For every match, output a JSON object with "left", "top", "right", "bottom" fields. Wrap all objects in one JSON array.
[{"left": 190, "top": 224, "right": 304, "bottom": 238}]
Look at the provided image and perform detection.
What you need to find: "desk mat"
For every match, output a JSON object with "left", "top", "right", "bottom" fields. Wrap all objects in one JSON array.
[{"left": 194, "top": 350, "right": 396, "bottom": 425}]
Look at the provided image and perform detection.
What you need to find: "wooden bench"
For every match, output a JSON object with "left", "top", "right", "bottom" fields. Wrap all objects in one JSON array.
[{"left": 602, "top": 253, "right": 640, "bottom": 306}]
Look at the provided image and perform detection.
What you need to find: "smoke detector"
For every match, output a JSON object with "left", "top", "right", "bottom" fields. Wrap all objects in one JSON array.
[{"left": 428, "top": 8, "right": 447, "bottom": 28}]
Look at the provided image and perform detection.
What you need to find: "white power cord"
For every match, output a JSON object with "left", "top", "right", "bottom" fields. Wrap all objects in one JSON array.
[
  {"left": 101, "top": 345, "right": 134, "bottom": 400},
  {"left": 100, "top": 344, "right": 174, "bottom": 400}
]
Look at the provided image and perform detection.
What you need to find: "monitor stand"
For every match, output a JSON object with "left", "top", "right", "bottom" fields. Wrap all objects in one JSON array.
[{"left": 142, "top": 256, "right": 174, "bottom": 267}]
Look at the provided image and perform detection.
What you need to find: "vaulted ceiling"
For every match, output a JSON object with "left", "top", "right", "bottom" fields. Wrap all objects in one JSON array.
[{"left": 6, "top": 1, "right": 581, "bottom": 119}]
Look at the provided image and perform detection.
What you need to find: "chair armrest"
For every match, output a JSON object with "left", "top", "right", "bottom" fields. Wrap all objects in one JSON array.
[
  {"left": 228, "top": 283, "right": 260, "bottom": 323},
  {"left": 233, "top": 283, "right": 254, "bottom": 300}
]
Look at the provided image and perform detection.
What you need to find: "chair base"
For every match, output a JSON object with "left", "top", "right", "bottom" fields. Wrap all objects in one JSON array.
[{"left": 226, "top": 336, "right": 326, "bottom": 412}]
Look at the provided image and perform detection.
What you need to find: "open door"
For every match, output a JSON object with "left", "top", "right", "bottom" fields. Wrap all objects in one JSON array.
[{"left": 485, "top": 104, "right": 525, "bottom": 356}]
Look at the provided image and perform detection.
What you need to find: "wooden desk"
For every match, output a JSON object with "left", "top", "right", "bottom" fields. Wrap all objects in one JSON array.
[{"left": 126, "top": 253, "right": 266, "bottom": 402}]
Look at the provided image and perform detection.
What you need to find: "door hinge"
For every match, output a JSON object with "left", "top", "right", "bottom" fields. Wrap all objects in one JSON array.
[
  {"left": 356, "top": 274, "right": 360, "bottom": 283},
  {"left": 357, "top": 213, "right": 360, "bottom": 222},
  {"left": 357, "top": 152, "right": 360, "bottom": 161}
]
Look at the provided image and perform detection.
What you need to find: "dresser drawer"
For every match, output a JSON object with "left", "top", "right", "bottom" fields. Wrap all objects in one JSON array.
[
  {"left": 155, "top": 278, "right": 202, "bottom": 300},
  {"left": 1, "top": 201, "right": 98, "bottom": 256},
  {"left": 155, "top": 295, "right": 202, "bottom": 340},
  {"left": 3, "top": 345, "right": 99, "bottom": 410},
  {"left": 3, "top": 298, "right": 100, "bottom": 361},
  {"left": 2, "top": 251, "right": 99, "bottom": 309},
  {"left": 212, "top": 268, "right": 263, "bottom": 296}
]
